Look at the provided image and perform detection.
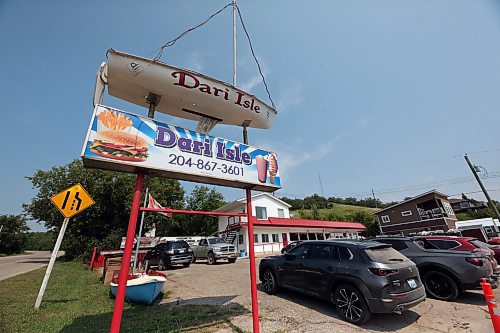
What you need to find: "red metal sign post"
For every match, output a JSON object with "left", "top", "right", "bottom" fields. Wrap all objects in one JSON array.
[
  {"left": 110, "top": 173, "right": 144, "bottom": 333},
  {"left": 246, "top": 189, "right": 260, "bottom": 332}
]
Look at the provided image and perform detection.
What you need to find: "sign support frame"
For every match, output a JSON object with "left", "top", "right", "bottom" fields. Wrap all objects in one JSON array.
[
  {"left": 34, "top": 217, "right": 70, "bottom": 309},
  {"left": 110, "top": 173, "right": 144, "bottom": 333}
]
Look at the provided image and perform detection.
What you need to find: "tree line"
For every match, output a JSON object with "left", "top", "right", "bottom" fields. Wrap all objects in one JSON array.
[
  {"left": 279, "top": 194, "right": 398, "bottom": 211},
  {"left": 0, "top": 160, "right": 225, "bottom": 261}
]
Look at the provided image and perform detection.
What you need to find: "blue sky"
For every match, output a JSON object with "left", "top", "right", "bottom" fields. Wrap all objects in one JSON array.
[{"left": 1, "top": 1, "right": 500, "bottom": 231}]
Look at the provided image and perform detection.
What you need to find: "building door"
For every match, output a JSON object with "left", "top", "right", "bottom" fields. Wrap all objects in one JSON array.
[{"left": 282, "top": 233, "right": 288, "bottom": 247}]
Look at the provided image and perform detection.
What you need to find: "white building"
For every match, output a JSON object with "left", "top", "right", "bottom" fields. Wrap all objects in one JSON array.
[{"left": 215, "top": 193, "right": 366, "bottom": 255}]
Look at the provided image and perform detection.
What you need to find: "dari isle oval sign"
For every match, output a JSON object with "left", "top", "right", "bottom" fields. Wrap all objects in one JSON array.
[{"left": 95, "top": 49, "right": 277, "bottom": 129}]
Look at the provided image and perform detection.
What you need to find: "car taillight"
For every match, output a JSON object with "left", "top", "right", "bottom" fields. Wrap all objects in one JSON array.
[
  {"left": 465, "top": 257, "right": 484, "bottom": 266},
  {"left": 166, "top": 250, "right": 174, "bottom": 254},
  {"left": 369, "top": 268, "right": 399, "bottom": 276}
]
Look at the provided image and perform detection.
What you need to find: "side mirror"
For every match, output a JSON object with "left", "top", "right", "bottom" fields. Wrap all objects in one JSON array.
[{"left": 284, "top": 253, "right": 295, "bottom": 261}]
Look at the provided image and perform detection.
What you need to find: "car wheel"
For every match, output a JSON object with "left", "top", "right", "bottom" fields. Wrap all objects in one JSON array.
[
  {"left": 207, "top": 252, "right": 216, "bottom": 265},
  {"left": 333, "top": 284, "right": 371, "bottom": 325},
  {"left": 262, "top": 269, "right": 279, "bottom": 294},
  {"left": 158, "top": 258, "right": 167, "bottom": 271},
  {"left": 423, "top": 271, "right": 459, "bottom": 301},
  {"left": 191, "top": 254, "right": 196, "bottom": 263},
  {"left": 183, "top": 263, "right": 190, "bottom": 267},
  {"left": 228, "top": 258, "right": 237, "bottom": 263}
]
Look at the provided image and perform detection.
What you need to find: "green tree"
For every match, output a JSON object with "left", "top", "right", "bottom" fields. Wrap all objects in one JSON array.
[
  {"left": 180, "top": 186, "right": 226, "bottom": 236},
  {"left": 344, "top": 211, "right": 380, "bottom": 237},
  {"left": 24, "top": 232, "right": 55, "bottom": 251},
  {"left": 23, "top": 160, "right": 184, "bottom": 260},
  {"left": 0, "top": 215, "right": 28, "bottom": 254}
]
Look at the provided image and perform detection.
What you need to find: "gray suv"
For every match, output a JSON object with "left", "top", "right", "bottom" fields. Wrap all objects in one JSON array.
[
  {"left": 375, "top": 236, "right": 497, "bottom": 301},
  {"left": 259, "top": 240, "right": 426, "bottom": 325}
]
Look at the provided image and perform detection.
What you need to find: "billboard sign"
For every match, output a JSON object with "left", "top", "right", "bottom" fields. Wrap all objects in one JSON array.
[{"left": 81, "top": 105, "right": 281, "bottom": 192}]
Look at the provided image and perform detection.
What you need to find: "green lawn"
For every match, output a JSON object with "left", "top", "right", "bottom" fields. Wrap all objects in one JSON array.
[
  {"left": 0, "top": 262, "right": 247, "bottom": 333},
  {"left": 293, "top": 203, "right": 378, "bottom": 220}
]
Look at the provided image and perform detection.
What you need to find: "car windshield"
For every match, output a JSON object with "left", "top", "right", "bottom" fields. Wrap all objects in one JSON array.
[
  {"left": 365, "top": 246, "right": 409, "bottom": 263},
  {"left": 208, "top": 238, "right": 225, "bottom": 245},
  {"left": 170, "top": 241, "right": 188, "bottom": 249}
]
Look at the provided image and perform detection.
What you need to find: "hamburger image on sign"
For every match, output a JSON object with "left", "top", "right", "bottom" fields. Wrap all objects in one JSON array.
[
  {"left": 89, "top": 109, "right": 149, "bottom": 162},
  {"left": 90, "top": 130, "right": 149, "bottom": 162}
]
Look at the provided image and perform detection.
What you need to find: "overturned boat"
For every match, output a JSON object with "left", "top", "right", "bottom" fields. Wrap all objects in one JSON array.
[
  {"left": 94, "top": 49, "right": 277, "bottom": 132},
  {"left": 110, "top": 272, "right": 167, "bottom": 305}
]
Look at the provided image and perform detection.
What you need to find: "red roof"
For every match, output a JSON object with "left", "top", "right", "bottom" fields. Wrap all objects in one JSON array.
[{"left": 252, "top": 217, "right": 366, "bottom": 230}]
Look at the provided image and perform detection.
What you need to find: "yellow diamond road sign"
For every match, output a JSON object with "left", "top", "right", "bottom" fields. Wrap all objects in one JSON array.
[{"left": 50, "top": 184, "right": 95, "bottom": 218}]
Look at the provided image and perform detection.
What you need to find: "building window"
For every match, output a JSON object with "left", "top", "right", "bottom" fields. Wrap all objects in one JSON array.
[
  {"left": 401, "top": 210, "right": 412, "bottom": 217},
  {"left": 316, "top": 233, "right": 325, "bottom": 240},
  {"left": 308, "top": 233, "right": 317, "bottom": 240},
  {"left": 278, "top": 208, "right": 285, "bottom": 218},
  {"left": 460, "top": 202, "right": 469, "bottom": 209},
  {"left": 262, "top": 234, "right": 269, "bottom": 243},
  {"left": 289, "top": 233, "right": 299, "bottom": 241},
  {"left": 381, "top": 215, "right": 390, "bottom": 223},
  {"left": 238, "top": 235, "right": 244, "bottom": 245},
  {"left": 299, "top": 233, "right": 308, "bottom": 240},
  {"left": 272, "top": 234, "right": 279, "bottom": 242},
  {"left": 254, "top": 234, "right": 259, "bottom": 243},
  {"left": 255, "top": 206, "right": 267, "bottom": 219}
]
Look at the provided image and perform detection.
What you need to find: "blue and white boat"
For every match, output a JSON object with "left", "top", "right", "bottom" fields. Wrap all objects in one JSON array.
[{"left": 110, "top": 274, "right": 166, "bottom": 305}]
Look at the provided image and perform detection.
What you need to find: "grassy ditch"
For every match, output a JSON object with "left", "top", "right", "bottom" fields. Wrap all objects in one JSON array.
[{"left": 0, "top": 261, "right": 247, "bottom": 333}]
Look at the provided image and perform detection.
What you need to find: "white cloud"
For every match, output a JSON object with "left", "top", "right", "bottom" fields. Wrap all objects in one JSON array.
[
  {"left": 276, "top": 82, "right": 303, "bottom": 112},
  {"left": 240, "top": 74, "right": 261, "bottom": 92},
  {"left": 186, "top": 51, "right": 204, "bottom": 72}
]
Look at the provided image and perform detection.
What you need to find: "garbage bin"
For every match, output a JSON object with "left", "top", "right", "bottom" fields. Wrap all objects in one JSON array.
[{"left": 240, "top": 249, "right": 246, "bottom": 257}]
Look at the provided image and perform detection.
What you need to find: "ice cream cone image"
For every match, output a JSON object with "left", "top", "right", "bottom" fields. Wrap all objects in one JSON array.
[{"left": 268, "top": 153, "right": 278, "bottom": 184}]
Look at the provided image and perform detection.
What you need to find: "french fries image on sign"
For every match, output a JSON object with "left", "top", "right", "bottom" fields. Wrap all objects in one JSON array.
[{"left": 90, "top": 110, "right": 149, "bottom": 162}]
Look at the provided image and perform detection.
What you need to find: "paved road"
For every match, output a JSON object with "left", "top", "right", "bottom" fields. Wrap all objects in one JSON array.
[{"left": 0, "top": 251, "right": 62, "bottom": 281}]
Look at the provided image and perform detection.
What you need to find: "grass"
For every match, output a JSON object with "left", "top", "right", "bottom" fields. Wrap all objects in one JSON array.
[
  {"left": 0, "top": 261, "right": 248, "bottom": 333},
  {"left": 293, "top": 203, "right": 378, "bottom": 220}
]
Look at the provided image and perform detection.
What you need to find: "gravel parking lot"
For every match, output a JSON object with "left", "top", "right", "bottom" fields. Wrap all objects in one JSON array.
[{"left": 162, "top": 255, "right": 496, "bottom": 333}]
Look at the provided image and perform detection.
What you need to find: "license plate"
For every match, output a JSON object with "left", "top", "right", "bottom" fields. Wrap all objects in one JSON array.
[
  {"left": 179, "top": 249, "right": 185, "bottom": 253},
  {"left": 407, "top": 278, "right": 417, "bottom": 289}
]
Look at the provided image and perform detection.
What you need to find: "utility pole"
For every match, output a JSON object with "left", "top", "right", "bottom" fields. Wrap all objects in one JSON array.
[
  {"left": 318, "top": 174, "right": 325, "bottom": 197},
  {"left": 371, "top": 189, "right": 378, "bottom": 208},
  {"left": 464, "top": 154, "right": 500, "bottom": 226}
]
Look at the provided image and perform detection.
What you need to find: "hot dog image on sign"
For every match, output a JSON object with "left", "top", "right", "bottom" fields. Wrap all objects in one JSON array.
[{"left": 82, "top": 105, "right": 281, "bottom": 192}]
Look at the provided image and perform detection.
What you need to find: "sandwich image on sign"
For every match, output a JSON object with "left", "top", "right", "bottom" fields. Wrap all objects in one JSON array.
[{"left": 89, "top": 109, "right": 149, "bottom": 162}]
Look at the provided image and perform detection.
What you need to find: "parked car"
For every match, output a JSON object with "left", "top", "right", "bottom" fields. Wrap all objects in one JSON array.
[
  {"left": 488, "top": 237, "right": 500, "bottom": 246},
  {"left": 420, "top": 236, "right": 500, "bottom": 273},
  {"left": 191, "top": 237, "right": 238, "bottom": 264},
  {"left": 259, "top": 240, "right": 426, "bottom": 325},
  {"left": 281, "top": 240, "right": 303, "bottom": 254},
  {"left": 144, "top": 241, "right": 193, "bottom": 270},
  {"left": 375, "top": 236, "right": 497, "bottom": 301}
]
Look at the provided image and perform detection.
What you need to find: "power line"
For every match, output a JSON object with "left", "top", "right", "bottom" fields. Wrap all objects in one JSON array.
[{"left": 277, "top": 172, "right": 500, "bottom": 199}]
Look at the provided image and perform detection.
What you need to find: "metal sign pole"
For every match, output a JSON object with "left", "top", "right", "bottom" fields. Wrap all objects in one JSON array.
[
  {"left": 133, "top": 187, "right": 149, "bottom": 272},
  {"left": 243, "top": 126, "right": 260, "bottom": 333},
  {"left": 110, "top": 173, "right": 144, "bottom": 333},
  {"left": 34, "top": 217, "right": 70, "bottom": 309}
]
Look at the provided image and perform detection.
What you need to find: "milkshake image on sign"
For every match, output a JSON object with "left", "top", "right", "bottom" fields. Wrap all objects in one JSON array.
[
  {"left": 268, "top": 153, "right": 278, "bottom": 184},
  {"left": 256, "top": 155, "right": 268, "bottom": 183}
]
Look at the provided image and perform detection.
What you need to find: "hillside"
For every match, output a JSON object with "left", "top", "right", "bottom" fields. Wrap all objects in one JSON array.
[{"left": 292, "top": 203, "right": 378, "bottom": 221}]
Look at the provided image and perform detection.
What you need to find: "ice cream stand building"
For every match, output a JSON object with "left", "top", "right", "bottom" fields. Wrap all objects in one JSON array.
[{"left": 217, "top": 193, "right": 366, "bottom": 254}]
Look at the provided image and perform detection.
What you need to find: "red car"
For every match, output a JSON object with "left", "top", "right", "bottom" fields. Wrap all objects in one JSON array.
[{"left": 420, "top": 236, "right": 500, "bottom": 274}]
